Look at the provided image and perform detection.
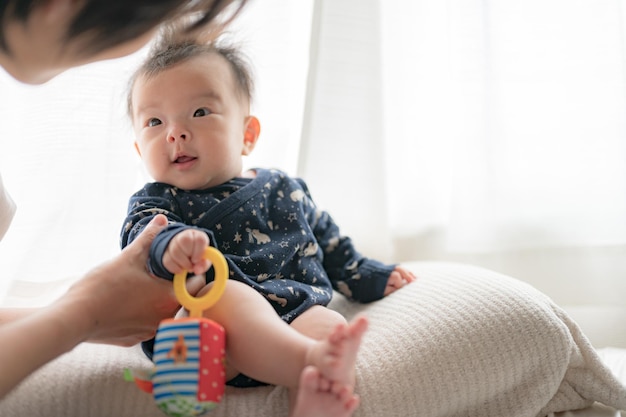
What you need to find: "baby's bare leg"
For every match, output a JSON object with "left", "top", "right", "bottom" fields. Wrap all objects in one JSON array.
[
  {"left": 287, "top": 307, "right": 367, "bottom": 416},
  {"left": 291, "top": 305, "right": 348, "bottom": 340},
  {"left": 291, "top": 306, "right": 367, "bottom": 389},
  {"left": 196, "top": 280, "right": 367, "bottom": 404},
  {"left": 197, "top": 280, "right": 314, "bottom": 387},
  {"left": 290, "top": 366, "right": 360, "bottom": 417},
  {"left": 304, "top": 314, "right": 368, "bottom": 390},
  {"left": 287, "top": 306, "right": 349, "bottom": 413}
]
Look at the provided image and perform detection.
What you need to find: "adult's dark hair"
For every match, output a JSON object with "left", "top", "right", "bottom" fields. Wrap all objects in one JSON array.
[{"left": 0, "top": 0, "right": 248, "bottom": 55}]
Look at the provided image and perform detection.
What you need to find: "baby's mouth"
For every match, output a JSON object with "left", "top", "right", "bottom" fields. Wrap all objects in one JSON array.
[{"left": 174, "top": 155, "right": 196, "bottom": 164}]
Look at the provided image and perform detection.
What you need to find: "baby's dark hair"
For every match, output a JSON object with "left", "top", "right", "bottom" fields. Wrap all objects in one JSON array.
[
  {"left": 127, "top": 31, "right": 254, "bottom": 118},
  {"left": 0, "top": 0, "right": 248, "bottom": 56}
]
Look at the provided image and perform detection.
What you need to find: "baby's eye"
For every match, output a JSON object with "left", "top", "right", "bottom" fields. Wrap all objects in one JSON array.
[
  {"left": 147, "top": 118, "right": 162, "bottom": 127},
  {"left": 193, "top": 108, "right": 211, "bottom": 117}
]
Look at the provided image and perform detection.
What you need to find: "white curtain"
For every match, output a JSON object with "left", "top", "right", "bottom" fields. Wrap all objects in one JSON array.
[
  {"left": 1, "top": 0, "right": 625, "bottom": 313},
  {"left": 299, "top": 0, "right": 626, "bottom": 313}
]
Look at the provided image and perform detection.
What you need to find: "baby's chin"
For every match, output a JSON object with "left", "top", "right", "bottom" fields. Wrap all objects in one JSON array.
[
  {"left": 154, "top": 170, "right": 240, "bottom": 190},
  {"left": 158, "top": 178, "right": 221, "bottom": 191},
  {"left": 151, "top": 177, "right": 193, "bottom": 190}
]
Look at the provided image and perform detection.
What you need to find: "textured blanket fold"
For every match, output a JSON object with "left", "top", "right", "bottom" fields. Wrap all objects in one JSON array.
[
  {"left": 1, "top": 261, "right": 624, "bottom": 417},
  {"left": 330, "top": 262, "right": 626, "bottom": 417}
]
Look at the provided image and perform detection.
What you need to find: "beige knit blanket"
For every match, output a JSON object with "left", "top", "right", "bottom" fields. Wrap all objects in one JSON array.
[{"left": 1, "top": 262, "right": 625, "bottom": 417}]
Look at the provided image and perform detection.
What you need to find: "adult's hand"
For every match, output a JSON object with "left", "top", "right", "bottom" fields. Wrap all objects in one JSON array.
[
  {"left": 61, "top": 214, "right": 204, "bottom": 346},
  {"left": 0, "top": 215, "right": 209, "bottom": 398}
]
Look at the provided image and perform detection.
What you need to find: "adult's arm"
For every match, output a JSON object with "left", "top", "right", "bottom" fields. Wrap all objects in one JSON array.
[{"left": 0, "top": 214, "right": 203, "bottom": 399}]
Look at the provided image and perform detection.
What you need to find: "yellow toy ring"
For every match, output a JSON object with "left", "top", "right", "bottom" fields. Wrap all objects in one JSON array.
[{"left": 173, "top": 246, "right": 229, "bottom": 318}]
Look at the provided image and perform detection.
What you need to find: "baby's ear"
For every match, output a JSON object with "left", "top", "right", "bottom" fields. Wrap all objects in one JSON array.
[
  {"left": 242, "top": 116, "right": 261, "bottom": 155},
  {"left": 134, "top": 142, "right": 142, "bottom": 157}
]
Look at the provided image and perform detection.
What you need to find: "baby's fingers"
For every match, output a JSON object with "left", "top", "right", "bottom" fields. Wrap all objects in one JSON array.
[
  {"left": 395, "top": 266, "right": 417, "bottom": 283},
  {"left": 163, "top": 249, "right": 191, "bottom": 274},
  {"left": 403, "top": 270, "right": 417, "bottom": 282},
  {"left": 191, "top": 259, "right": 213, "bottom": 276},
  {"left": 188, "top": 231, "right": 210, "bottom": 262}
]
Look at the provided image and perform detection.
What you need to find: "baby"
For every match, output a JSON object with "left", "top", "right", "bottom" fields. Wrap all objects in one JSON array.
[{"left": 121, "top": 33, "right": 415, "bottom": 416}]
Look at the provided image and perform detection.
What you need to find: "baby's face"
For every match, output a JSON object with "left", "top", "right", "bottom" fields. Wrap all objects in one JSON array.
[{"left": 131, "top": 53, "right": 253, "bottom": 190}]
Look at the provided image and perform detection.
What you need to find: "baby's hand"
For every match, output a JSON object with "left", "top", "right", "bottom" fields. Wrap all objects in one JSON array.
[
  {"left": 163, "top": 229, "right": 211, "bottom": 276},
  {"left": 384, "top": 266, "right": 417, "bottom": 296}
]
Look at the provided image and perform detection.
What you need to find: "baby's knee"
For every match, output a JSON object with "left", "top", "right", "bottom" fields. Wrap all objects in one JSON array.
[
  {"left": 321, "top": 307, "right": 348, "bottom": 328},
  {"left": 291, "top": 306, "right": 347, "bottom": 340}
]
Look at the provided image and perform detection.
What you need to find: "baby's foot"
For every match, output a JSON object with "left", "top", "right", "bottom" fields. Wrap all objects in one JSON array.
[
  {"left": 290, "top": 366, "right": 360, "bottom": 417},
  {"left": 306, "top": 314, "right": 368, "bottom": 390}
]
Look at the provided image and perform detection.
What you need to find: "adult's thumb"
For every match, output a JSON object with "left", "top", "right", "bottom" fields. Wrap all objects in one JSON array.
[{"left": 125, "top": 214, "right": 168, "bottom": 256}]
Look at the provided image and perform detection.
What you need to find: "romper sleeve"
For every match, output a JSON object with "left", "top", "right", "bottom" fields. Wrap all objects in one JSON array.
[
  {"left": 296, "top": 178, "right": 395, "bottom": 303},
  {"left": 120, "top": 185, "right": 214, "bottom": 280}
]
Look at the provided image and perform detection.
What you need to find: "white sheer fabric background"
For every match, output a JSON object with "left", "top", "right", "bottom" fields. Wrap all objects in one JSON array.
[
  {"left": 1, "top": 1, "right": 625, "bottom": 321},
  {"left": 0, "top": 0, "right": 312, "bottom": 305}
]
